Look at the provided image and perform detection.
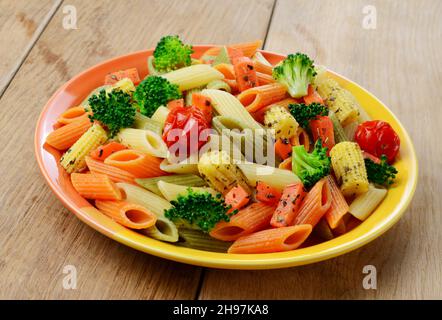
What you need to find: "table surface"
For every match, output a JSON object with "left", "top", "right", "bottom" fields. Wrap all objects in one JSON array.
[{"left": 0, "top": 0, "right": 440, "bottom": 299}]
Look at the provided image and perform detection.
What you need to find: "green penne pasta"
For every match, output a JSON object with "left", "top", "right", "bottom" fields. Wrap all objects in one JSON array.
[
  {"left": 136, "top": 174, "right": 207, "bottom": 196},
  {"left": 329, "top": 110, "right": 349, "bottom": 143},
  {"left": 176, "top": 228, "right": 231, "bottom": 253}
]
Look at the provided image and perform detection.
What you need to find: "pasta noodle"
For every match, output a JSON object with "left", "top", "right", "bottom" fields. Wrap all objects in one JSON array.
[
  {"left": 135, "top": 174, "right": 206, "bottom": 196},
  {"left": 176, "top": 228, "right": 231, "bottom": 252},
  {"left": 71, "top": 172, "right": 122, "bottom": 200},
  {"left": 349, "top": 184, "right": 387, "bottom": 220},
  {"left": 95, "top": 200, "right": 157, "bottom": 229},
  {"left": 117, "top": 128, "right": 168, "bottom": 158},
  {"left": 162, "top": 64, "right": 224, "bottom": 91},
  {"left": 157, "top": 180, "right": 218, "bottom": 202},
  {"left": 57, "top": 106, "right": 88, "bottom": 125},
  {"left": 237, "top": 83, "right": 288, "bottom": 113},
  {"left": 85, "top": 156, "right": 135, "bottom": 184},
  {"left": 46, "top": 115, "right": 92, "bottom": 150},
  {"left": 133, "top": 112, "right": 163, "bottom": 135},
  {"left": 150, "top": 106, "right": 170, "bottom": 126},
  {"left": 160, "top": 157, "right": 199, "bottom": 174},
  {"left": 324, "top": 175, "right": 349, "bottom": 229}
]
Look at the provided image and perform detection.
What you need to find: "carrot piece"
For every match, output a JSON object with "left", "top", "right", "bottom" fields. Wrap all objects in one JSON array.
[
  {"left": 253, "top": 60, "right": 273, "bottom": 75},
  {"left": 191, "top": 92, "right": 212, "bottom": 121},
  {"left": 90, "top": 141, "right": 128, "bottom": 161},
  {"left": 274, "top": 138, "right": 292, "bottom": 160},
  {"left": 104, "top": 149, "right": 166, "bottom": 178},
  {"left": 324, "top": 176, "right": 349, "bottom": 229},
  {"left": 225, "top": 186, "right": 250, "bottom": 213},
  {"left": 309, "top": 116, "right": 335, "bottom": 154},
  {"left": 303, "top": 84, "right": 324, "bottom": 105},
  {"left": 237, "top": 83, "right": 287, "bottom": 113},
  {"left": 167, "top": 98, "right": 185, "bottom": 110},
  {"left": 256, "top": 72, "right": 276, "bottom": 85},
  {"left": 71, "top": 173, "right": 122, "bottom": 200},
  {"left": 227, "top": 225, "right": 312, "bottom": 254},
  {"left": 271, "top": 183, "right": 306, "bottom": 227},
  {"left": 95, "top": 200, "right": 156, "bottom": 229},
  {"left": 233, "top": 57, "right": 258, "bottom": 92},
  {"left": 256, "top": 181, "right": 282, "bottom": 205},
  {"left": 293, "top": 178, "right": 332, "bottom": 227},
  {"left": 104, "top": 68, "right": 140, "bottom": 85},
  {"left": 250, "top": 97, "right": 299, "bottom": 123},
  {"left": 227, "top": 47, "right": 244, "bottom": 64},
  {"left": 45, "top": 116, "right": 92, "bottom": 150},
  {"left": 210, "top": 202, "right": 274, "bottom": 241},
  {"left": 57, "top": 106, "right": 88, "bottom": 125},
  {"left": 85, "top": 156, "right": 135, "bottom": 184},
  {"left": 213, "top": 63, "right": 235, "bottom": 79}
]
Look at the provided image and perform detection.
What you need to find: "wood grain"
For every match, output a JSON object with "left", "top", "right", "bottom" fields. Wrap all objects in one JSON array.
[
  {"left": 0, "top": 0, "right": 62, "bottom": 96},
  {"left": 199, "top": 0, "right": 442, "bottom": 299},
  {"left": 0, "top": 0, "right": 274, "bottom": 299}
]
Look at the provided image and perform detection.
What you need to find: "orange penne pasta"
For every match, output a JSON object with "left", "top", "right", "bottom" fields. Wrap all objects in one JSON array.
[
  {"left": 95, "top": 200, "right": 156, "bottom": 229},
  {"left": 223, "top": 79, "right": 239, "bottom": 93},
  {"left": 278, "top": 157, "right": 292, "bottom": 170},
  {"left": 71, "top": 173, "right": 122, "bottom": 200},
  {"left": 228, "top": 225, "right": 312, "bottom": 254},
  {"left": 104, "top": 149, "right": 166, "bottom": 178},
  {"left": 213, "top": 63, "right": 235, "bottom": 79},
  {"left": 293, "top": 178, "right": 332, "bottom": 227},
  {"left": 253, "top": 60, "right": 273, "bottom": 75},
  {"left": 85, "top": 156, "right": 135, "bottom": 184},
  {"left": 251, "top": 97, "right": 299, "bottom": 123},
  {"left": 45, "top": 116, "right": 92, "bottom": 150},
  {"left": 291, "top": 128, "right": 310, "bottom": 151},
  {"left": 202, "top": 40, "right": 262, "bottom": 58},
  {"left": 210, "top": 202, "right": 275, "bottom": 241},
  {"left": 238, "top": 83, "right": 288, "bottom": 113},
  {"left": 324, "top": 175, "right": 349, "bottom": 229},
  {"left": 256, "top": 72, "right": 276, "bottom": 85},
  {"left": 57, "top": 106, "right": 89, "bottom": 124}
]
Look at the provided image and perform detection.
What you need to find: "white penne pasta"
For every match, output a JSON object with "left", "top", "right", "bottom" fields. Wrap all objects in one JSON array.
[
  {"left": 133, "top": 112, "right": 163, "bottom": 135},
  {"left": 150, "top": 106, "right": 169, "bottom": 126},
  {"left": 162, "top": 64, "right": 224, "bottom": 91},
  {"left": 237, "top": 162, "right": 300, "bottom": 191},
  {"left": 252, "top": 51, "right": 272, "bottom": 66},
  {"left": 160, "top": 157, "right": 199, "bottom": 174},
  {"left": 343, "top": 120, "right": 359, "bottom": 141},
  {"left": 116, "top": 183, "right": 178, "bottom": 242},
  {"left": 136, "top": 174, "right": 206, "bottom": 196},
  {"left": 60, "top": 123, "right": 108, "bottom": 173},
  {"left": 117, "top": 128, "right": 168, "bottom": 158},
  {"left": 349, "top": 184, "right": 387, "bottom": 221},
  {"left": 157, "top": 181, "right": 218, "bottom": 202},
  {"left": 201, "top": 89, "right": 263, "bottom": 130}
]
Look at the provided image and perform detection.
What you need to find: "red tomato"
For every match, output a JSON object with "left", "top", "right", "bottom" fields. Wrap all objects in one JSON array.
[
  {"left": 256, "top": 181, "right": 282, "bottom": 205},
  {"left": 354, "top": 120, "right": 400, "bottom": 163},
  {"left": 162, "top": 105, "right": 211, "bottom": 156}
]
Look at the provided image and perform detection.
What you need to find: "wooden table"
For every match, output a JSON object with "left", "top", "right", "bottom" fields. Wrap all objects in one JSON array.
[{"left": 0, "top": 0, "right": 440, "bottom": 299}]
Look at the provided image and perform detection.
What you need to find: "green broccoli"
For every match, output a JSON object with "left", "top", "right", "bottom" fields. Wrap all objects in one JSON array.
[
  {"left": 88, "top": 89, "right": 135, "bottom": 137},
  {"left": 292, "top": 140, "right": 331, "bottom": 188},
  {"left": 272, "top": 52, "right": 317, "bottom": 98},
  {"left": 288, "top": 102, "right": 328, "bottom": 129},
  {"left": 365, "top": 155, "right": 398, "bottom": 187},
  {"left": 164, "top": 188, "right": 236, "bottom": 233},
  {"left": 133, "top": 75, "right": 182, "bottom": 117},
  {"left": 153, "top": 35, "right": 194, "bottom": 73}
]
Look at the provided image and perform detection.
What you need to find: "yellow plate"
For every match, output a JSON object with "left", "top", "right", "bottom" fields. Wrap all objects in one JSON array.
[{"left": 34, "top": 47, "right": 418, "bottom": 269}]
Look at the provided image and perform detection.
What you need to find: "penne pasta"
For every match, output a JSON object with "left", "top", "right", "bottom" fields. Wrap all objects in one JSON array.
[
  {"left": 256, "top": 72, "right": 276, "bottom": 85},
  {"left": 324, "top": 176, "right": 349, "bottom": 229},
  {"left": 343, "top": 120, "right": 359, "bottom": 141},
  {"left": 213, "top": 63, "right": 235, "bottom": 79},
  {"left": 57, "top": 106, "right": 88, "bottom": 125},
  {"left": 329, "top": 110, "right": 349, "bottom": 143},
  {"left": 150, "top": 106, "right": 170, "bottom": 126},
  {"left": 206, "top": 79, "right": 231, "bottom": 92},
  {"left": 60, "top": 123, "right": 108, "bottom": 173},
  {"left": 237, "top": 83, "right": 288, "bottom": 113},
  {"left": 95, "top": 200, "right": 157, "bottom": 230},
  {"left": 177, "top": 228, "right": 231, "bottom": 252},
  {"left": 157, "top": 180, "right": 218, "bottom": 202},
  {"left": 85, "top": 156, "right": 135, "bottom": 184},
  {"left": 46, "top": 115, "right": 92, "bottom": 150},
  {"left": 117, "top": 128, "right": 168, "bottom": 158},
  {"left": 293, "top": 178, "right": 332, "bottom": 227},
  {"left": 71, "top": 173, "right": 122, "bottom": 200},
  {"left": 135, "top": 174, "right": 206, "bottom": 196},
  {"left": 201, "top": 40, "right": 262, "bottom": 58},
  {"left": 133, "top": 112, "right": 163, "bottom": 135},
  {"left": 210, "top": 202, "right": 275, "bottom": 241},
  {"left": 349, "top": 184, "right": 387, "bottom": 221},
  {"left": 162, "top": 64, "right": 224, "bottom": 91},
  {"left": 104, "top": 149, "right": 166, "bottom": 178},
  {"left": 228, "top": 225, "right": 312, "bottom": 254},
  {"left": 160, "top": 157, "right": 199, "bottom": 174}
]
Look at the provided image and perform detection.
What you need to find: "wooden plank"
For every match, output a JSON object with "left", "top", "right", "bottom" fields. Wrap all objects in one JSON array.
[
  {"left": 0, "top": 0, "right": 62, "bottom": 96},
  {"left": 0, "top": 0, "right": 274, "bottom": 299},
  {"left": 199, "top": 0, "right": 442, "bottom": 299}
]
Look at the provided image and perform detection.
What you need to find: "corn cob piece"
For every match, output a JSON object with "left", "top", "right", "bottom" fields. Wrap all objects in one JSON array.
[
  {"left": 60, "top": 123, "right": 108, "bottom": 173},
  {"left": 314, "top": 72, "right": 359, "bottom": 126},
  {"left": 111, "top": 78, "right": 136, "bottom": 95},
  {"left": 330, "top": 142, "right": 369, "bottom": 197},
  {"left": 264, "top": 106, "right": 299, "bottom": 141},
  {"left": 198, "top": 150, "right": 251, "bottom": 195}
]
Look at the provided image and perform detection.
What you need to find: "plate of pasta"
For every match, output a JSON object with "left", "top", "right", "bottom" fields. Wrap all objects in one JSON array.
[{"left": 35, "top": 36, "right": 417, "bottom": 269}]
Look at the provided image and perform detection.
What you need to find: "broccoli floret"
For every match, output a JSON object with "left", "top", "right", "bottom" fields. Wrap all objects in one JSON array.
[
  {"left": 88, "top": 89, "right": 135, "bottom": 137},
  {"left": 288, "top": 102, "right": 328, "bottom": 129},
  {"left": 292, "top": 140, "right": 331, "bottom": 188},
  {"left": 272, "top": 53, "right": 317, "bottom": 98},
  {"left": 365, "top": 155, "right": 398, "bottom": 187},
  {"left": 133, "top": 76, "right": 182, "bottom": 117},
  {"left": 164, "top": 188, "right": 236, "bottom": 233},
  {"left": 153, "top": 35, "right": 194, "bottom": 73}
]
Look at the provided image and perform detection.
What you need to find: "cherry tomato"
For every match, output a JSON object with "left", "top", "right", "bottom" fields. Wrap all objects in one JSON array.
[{"left": 354, "top": 120, "right": 400, "bottom": 163}]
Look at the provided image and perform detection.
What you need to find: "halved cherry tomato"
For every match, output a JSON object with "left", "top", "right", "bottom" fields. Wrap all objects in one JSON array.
[{"left": 354, "top": 120, "right": 400, "bottom": 163}]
